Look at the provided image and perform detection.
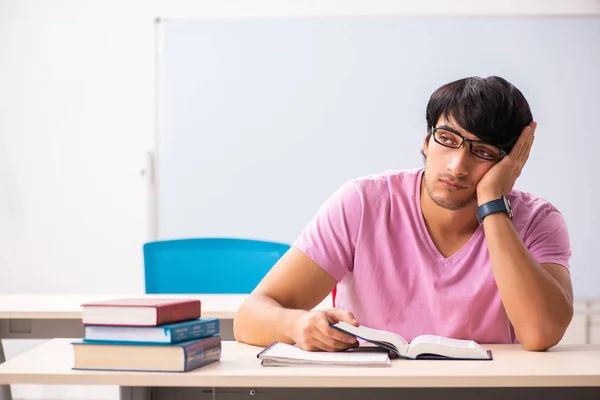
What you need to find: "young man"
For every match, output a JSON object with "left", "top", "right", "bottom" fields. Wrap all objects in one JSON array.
[{"left": 234, "top": 76, "right": 573, "bottom": 352}]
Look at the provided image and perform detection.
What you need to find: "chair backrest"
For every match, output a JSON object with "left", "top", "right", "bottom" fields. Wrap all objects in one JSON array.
[{"left": 143, "top": 238, "right": 290, "bottom": 294}]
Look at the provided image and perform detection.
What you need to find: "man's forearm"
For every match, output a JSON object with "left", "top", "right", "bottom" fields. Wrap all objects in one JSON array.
[
  {"left": 482, "top": 213, "right": 573, "bottom": 350},
  {"left": 233, "top": 294, "right": 306, "bottom": 347}
]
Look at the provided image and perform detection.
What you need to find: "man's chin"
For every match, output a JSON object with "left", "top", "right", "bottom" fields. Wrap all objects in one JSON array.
[
  {"left": 423, "top": 174, "right": 476, "bottom": 211},
  {"left": 428, "top": 191, "right": 476, "bottom": 211}
]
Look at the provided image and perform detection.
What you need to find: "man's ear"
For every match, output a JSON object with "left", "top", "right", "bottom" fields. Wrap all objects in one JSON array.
[{"left": 423, "top": 133, "right": 431, "bottom": 157}]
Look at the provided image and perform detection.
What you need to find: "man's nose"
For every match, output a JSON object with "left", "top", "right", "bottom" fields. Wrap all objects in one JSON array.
[{"left": 447, "top": 145, "right": 470, "bottom": 177}]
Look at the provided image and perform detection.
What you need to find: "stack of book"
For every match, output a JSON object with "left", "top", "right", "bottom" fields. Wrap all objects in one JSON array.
[{"left": 72, "top": 298, "right": 221, "bottom": 372}]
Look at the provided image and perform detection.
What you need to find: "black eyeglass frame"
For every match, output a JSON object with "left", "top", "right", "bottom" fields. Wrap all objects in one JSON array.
[{"left": 431, "top": 126, "right": 507, "bottom": 161}]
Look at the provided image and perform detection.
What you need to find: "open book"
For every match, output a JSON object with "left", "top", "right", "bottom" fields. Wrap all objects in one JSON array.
[{"left": 332, "top": 322, "right": 492, "bottom": 360}]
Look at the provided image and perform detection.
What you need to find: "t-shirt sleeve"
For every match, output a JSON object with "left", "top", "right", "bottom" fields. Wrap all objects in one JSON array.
[
  {"left": 524, "top": 207, "right": 571, "bottom": 271},
  {"left": 292, "top": 180, "right": 363, "bottom": 281}
]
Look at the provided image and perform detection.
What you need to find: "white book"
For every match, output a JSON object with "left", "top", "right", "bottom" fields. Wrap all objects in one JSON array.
[
  {"left": 332, "top": 322, "right": 492, "bottom": 360},
  {"left": 257, "top": 342, "right": 391, "bottom": 367}
]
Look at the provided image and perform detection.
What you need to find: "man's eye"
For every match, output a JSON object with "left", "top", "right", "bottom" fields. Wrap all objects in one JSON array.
[
  {"left": 440, "top": 135, "right": 456, "bottom": 145},
  {"left": 474, "top": 148, "right": 497, "bottom": 158}
]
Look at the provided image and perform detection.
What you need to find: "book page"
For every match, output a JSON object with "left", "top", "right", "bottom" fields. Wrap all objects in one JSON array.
[
  {"left": 411, "top": 335, "right": 478, "bottom": 349},
  {"left": 258, "top": 343, "right": 390, "bottom": 365},
  {"left": 407, "top": 335, "right": 489, "bottom": 359}
]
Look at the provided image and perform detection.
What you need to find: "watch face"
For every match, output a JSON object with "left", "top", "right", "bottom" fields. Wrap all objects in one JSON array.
[
  {"left": 503, "top": 196, "right": 512, "bottom": 211},
  {"left": 503, "top": 196, "right": 513, "bottom": 219}
]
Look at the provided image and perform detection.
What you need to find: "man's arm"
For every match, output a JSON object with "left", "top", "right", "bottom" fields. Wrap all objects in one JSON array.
[
  {"left": 482, "top": 212, "right": 573, "bottom": 351},
  {"left": 233, "top": 247, "right": 359, "bottom": 350},
  {"left": 476, "top": 122, "right": 573, "bottom": 351}
]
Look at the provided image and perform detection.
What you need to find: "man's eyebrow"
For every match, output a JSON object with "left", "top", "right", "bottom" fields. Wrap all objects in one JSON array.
[{"left": 437, "top": 124, "right": 484, "bottom": 143}]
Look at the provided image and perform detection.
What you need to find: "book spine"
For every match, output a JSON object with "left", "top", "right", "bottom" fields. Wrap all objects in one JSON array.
[
  {"left": 170, "top": 319, "right": 220, "bottom": 343},
  {"left": 183, "top": 346, "right": 221, "bottom": 371},
  {"left": 183, "top": 336, "right": 222, "bottom": 371},
  {"left": 156, "top": 301, "right": 201, "bottom": 325}
]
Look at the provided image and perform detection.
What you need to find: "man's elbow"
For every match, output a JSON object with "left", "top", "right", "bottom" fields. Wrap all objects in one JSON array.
[
  {"left": 232, "top": 316, "right": 243, "bottom": 343},
  {"left": 519, "top": 326, "right": 568, "bottom": 352},
  {"left": 521, "top": 336, "right": 558, "bottom": 352},
  {"left": 232, "top": 302, "right": 252, "bottom": 344},
  {"left": 519, "top": 306, "right": 573, "bottom": 351}
]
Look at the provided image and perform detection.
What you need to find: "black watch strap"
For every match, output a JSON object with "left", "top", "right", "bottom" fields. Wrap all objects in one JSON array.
[{"left": 476, "top": 197, "right": 512, "bottom": 224}]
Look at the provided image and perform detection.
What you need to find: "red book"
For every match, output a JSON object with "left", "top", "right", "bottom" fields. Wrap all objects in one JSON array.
[{"left": 81, "top": 298, "right": 201, "bottom": 326}]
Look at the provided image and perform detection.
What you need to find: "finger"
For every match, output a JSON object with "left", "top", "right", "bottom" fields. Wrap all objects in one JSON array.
[
  {"left": 526, "top": 121, "right": 536, "bottom": 145},
  {"left": 304, "top": 336, "right": 356, "bottom": 352},
  {"left": 298, "top": 315, "right": 358, "bottom": 352},
  {"left": 527, "top": 123, "right": 536, "bottom": 151},
  {"left": 507, "top": 126, "right": 529, "bottom": 159},
  {"left": 516, "top": 128, "right": 531, "bottom": 160},
  {"left": 326, "top": 308, "right": 360, "bottom": 326},
  {"left": 522, "top": 133, "right": 535, "bottom": 165},
  {"left": 522, "top": 124, "right": 536, "bottom": 159},
  {"left": 294, "top": 325, "right": 352, "bottom": 352},
  {"left": 529, "top": 121, "right": 538, "bottom": 133},
  {"left": 320, "top": 323, "right": 359, "bottom": 346},
  {"left": 318, "top": 313, "right": 359, "bottom": 345},
  {"left": 520, "top": 122, "right": 536, "bottom": 143},
  {"left": 312, "top": 326, "right": 359, "bottom": 351},
  {"left": 516, "top": 126, "right": 534, "bottom": 160}
]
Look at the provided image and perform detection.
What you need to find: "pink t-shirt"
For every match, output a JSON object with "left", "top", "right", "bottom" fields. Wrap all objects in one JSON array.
[{"left": 293, "top": 168, "right": 571, "bottom": 344}]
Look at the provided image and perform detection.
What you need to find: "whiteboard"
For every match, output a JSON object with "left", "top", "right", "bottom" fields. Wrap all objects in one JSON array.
[{"left": 156, "top": 16, "right": 600, "bottom": 299}]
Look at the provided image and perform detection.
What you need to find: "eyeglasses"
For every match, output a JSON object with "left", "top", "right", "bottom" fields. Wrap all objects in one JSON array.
[{"left": 432, "top": 126, "right": 506, "bottom": 161}]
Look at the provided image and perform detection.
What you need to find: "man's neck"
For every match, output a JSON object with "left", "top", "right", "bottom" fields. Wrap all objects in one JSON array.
[{"left": 419, "top": 176, "right": 480, "bottom": 237}]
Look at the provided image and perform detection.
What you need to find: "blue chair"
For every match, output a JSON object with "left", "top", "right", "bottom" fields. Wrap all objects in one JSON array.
[{"left": 143, "top": 238, "right": 290, "bottom": 294}]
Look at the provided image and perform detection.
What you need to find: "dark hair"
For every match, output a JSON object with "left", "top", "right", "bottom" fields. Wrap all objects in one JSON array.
[{"left": 423, "top": 76, "right": 533, "bottom": 155}]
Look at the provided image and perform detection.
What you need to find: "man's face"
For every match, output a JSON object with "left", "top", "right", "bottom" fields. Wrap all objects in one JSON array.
[{"left": 422, "top": 115, "right": 499, "bottom": 211}]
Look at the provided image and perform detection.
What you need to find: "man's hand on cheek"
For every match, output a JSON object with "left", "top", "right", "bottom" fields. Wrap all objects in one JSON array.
[{"left": 476, "top": 122, "right": 537, "bottom": 205}]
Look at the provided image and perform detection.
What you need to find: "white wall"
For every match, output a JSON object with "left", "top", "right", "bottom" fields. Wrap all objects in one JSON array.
[
  {"left": 3, "top": 0, "right": 598, "bottom": 296},
  {"left": 1, "top": 1, "right": 599, "bottom": 399},
  {"left": 1, "top": 0, "right": 599, "bottom": 295},
  {"left": 0, "top": 0, "right": 151, "bottom": 295}
]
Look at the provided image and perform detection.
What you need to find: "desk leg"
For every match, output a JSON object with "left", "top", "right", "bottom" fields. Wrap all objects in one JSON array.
[
  {"left": 0, "top": 341, "right": 13, "bottom": 400},
  {"left": 119, "top": 387, "right": 151, "bottom": 400}
]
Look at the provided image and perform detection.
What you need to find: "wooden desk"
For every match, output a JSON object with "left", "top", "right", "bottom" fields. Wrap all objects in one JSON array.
[
  {"left": 0, "top": 293, "right": 331, "bottom": 400},
  {"left": 0, "top": 340, "right": 599, "bottom": 400}
]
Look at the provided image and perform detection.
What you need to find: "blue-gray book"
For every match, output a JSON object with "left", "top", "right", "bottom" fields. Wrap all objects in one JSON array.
[{"left": 84, "top": 317, "right": 219, "bottom": 344}]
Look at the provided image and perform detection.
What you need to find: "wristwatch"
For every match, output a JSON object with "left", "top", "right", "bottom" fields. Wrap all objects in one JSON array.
[{"left": 476, "top": 196, "right": 513, "bottom": 224}]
